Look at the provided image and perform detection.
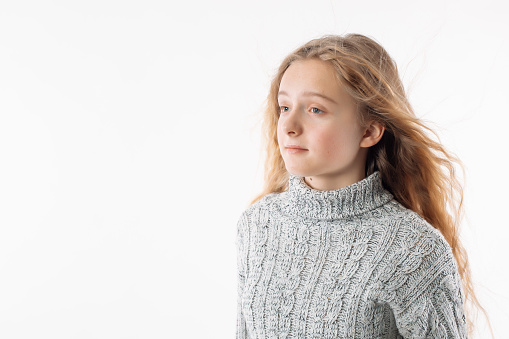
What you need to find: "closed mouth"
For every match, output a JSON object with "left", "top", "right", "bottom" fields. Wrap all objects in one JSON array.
[{"left": 286, "top": 145, "right": 307, "bottom": 150}]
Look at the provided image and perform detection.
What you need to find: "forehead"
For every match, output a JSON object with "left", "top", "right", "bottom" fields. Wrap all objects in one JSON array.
[{"left": 279, "top": 58, "right": 343, "bottom": 99}]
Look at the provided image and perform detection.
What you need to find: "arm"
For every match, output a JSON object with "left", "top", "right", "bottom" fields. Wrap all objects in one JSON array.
[
  {"left": 383, "top": 228, "right": 467, "bottom": 338},
  {"left": 236, "top": 212, "right": 249, "bottom": 339}
]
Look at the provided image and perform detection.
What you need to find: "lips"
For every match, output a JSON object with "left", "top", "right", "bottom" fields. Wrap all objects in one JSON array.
[{"left": 286, "top": 145, "right": 307, "bottom": 150}]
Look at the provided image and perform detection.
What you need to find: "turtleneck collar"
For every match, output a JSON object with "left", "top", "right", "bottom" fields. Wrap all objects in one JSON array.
[{"left": 281, "top": 171, "right": 393, "bottom": 220}]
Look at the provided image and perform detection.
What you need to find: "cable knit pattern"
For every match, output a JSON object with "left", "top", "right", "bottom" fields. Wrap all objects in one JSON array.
[{"left": 236, "top": 172, "right": 467, "bottom": 338}]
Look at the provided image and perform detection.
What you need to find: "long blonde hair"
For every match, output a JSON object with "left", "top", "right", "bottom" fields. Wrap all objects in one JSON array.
[{"left": 250, "top": 33, "right": 489, "bottom": 336}]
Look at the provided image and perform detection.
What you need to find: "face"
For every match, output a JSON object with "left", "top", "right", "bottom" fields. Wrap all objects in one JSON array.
[{"left": 277, "top": 58, "right": 370, "bottom": 190}]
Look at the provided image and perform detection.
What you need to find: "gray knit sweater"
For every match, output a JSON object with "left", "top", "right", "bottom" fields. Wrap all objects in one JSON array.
[{"left": 236, "top": 171, "right": 467, "bottom": 338}]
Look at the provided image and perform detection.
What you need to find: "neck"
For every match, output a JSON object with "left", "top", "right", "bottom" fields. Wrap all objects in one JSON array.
[
  {"left": 282, "top": 171, "right": 393, "bottom": 220},
  {"left": 303, "top": 169, "right": 366, "bottom": 191}
]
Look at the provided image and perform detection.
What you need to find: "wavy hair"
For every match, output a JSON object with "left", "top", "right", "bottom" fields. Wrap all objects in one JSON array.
[{"left": 249, "top": 33, "right": 489, "bottom": 336}]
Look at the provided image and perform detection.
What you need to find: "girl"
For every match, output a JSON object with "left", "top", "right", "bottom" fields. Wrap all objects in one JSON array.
[{"left": 236, "top": 34, "right": 485, "bottom": 338}]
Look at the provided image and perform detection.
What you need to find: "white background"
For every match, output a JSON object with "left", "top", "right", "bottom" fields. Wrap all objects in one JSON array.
[{"left": 0, "top": 0, "right": 507, "bottom": 338}]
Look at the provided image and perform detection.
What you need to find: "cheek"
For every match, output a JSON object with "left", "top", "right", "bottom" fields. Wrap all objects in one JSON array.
[
  {"left": 316, "top": 128, "right": 359, "bottom": 156},
  {"left": 315, "top": 130, "right": 341, "bottom": 155},
  {"left": 276, "top": 122, "right": 283, "bottom": 144}
]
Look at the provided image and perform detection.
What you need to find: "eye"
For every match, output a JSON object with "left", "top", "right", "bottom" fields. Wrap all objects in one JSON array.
[
  {"left": 310, "top": 107, "right": 324, "bottom": 114},
  {"left": 279, "top": 106, "right": 290, "bottom": 113}
]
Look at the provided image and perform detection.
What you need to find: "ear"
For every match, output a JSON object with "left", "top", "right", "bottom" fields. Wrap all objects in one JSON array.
[{"left": 360, "top": 120, "right": 385, "bottom": 148}]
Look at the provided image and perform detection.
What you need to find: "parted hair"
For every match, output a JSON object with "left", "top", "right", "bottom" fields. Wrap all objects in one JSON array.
[{"left": 250, "top": 33, "right": 489, "bottom": 336}]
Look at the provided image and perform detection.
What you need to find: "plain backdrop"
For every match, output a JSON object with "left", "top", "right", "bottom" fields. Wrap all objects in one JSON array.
[{"left": 0, "top": 0, "right": 507, "bottom": 338}]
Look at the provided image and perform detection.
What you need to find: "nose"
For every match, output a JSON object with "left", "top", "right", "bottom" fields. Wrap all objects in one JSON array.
[{"left": 280, "top": 108, "right": 302, "bottom": 135}]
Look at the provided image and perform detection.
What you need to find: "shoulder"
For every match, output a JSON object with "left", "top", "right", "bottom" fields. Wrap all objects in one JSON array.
[
  {"left": 238, "top": 191, "right": 283, "bottom": 226},
  {"left": 379, "top": 199, "right": 452, "bottom": 254},
  {"left": 236, "top": 192, "right": 282, "bottom": 235},
  {"left": 375, "top": 200, "right": 458, "bottom": 302}
]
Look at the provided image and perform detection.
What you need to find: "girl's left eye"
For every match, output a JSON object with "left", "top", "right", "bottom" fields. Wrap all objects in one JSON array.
[{"left": 310, "top": 107, "right": 324, "bottom": 114}]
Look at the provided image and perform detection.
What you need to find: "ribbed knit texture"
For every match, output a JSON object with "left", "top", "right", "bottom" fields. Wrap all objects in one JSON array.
[{"left": 236, "top": 171, "right": 467, "bottom": 338}]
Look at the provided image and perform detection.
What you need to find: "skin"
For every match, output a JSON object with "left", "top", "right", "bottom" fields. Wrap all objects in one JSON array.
[{"left": 277, "top": 58, "right": 385, "bottom": 191}]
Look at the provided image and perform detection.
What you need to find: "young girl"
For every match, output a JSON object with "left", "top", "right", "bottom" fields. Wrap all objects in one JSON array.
[{"left": 236, "top": 34, "right": 484, "bottom": 338}]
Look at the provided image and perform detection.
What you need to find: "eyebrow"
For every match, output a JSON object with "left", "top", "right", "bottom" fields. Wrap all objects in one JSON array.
[{"left": 277, "top": 90, "right": 338, "bottom": 105}]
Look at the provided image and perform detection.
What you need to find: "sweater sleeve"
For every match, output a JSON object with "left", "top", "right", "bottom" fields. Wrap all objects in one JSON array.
[
  {"left": 236, "top": 211, "right": 249, "bottom": 339},
  {"left": 382, "top": 226, "right": 467, "bottom": 338}
]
